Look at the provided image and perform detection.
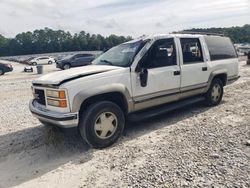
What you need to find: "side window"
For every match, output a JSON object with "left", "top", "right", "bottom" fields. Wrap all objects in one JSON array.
[
  {"left": 141, "top": 38, "right": 177, "bottom": 69},
  {"left": 75, "top": 54, "right": 86, "bottom": 58},
  {"left": 205, "top": 36, "right": 237, "bottom": 61},
  {"left": 84, "top": 54, "right": 93, "bottom": 57},
  {"left": 180, "top": 38, "right": 204, "bottom": 64},
  {"left": 73, "top": 54, "right": 80, "bottom": 59},
  {"left": 39, "top": 57, "right": 48, "bottom": 60}
]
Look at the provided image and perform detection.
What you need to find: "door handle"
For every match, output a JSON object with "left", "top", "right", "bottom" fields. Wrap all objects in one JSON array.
[
  {"left": 202, "top": 67, "right": 208, "bottom": 71},
  {"left": 173, "top": 70, "right": 181, "bottom": 76}
]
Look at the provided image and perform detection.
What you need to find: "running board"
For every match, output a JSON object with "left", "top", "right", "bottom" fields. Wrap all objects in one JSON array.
[{"left": 128, "top": 96, "right": 205, "bottom": 122}]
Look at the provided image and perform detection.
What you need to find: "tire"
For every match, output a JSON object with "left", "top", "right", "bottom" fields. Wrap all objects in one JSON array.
[
  {"left": 48, "top": 61, "right": 52, "bottom": 64},
  {"left": 78, "top": 101, "right": 125, "bottom": 149},
  {"left": 205, "top": 78, "right": 224, "bottom": 106},
  {"left": 32, "top": 62, "right": 37, "bottom": 66},
  {"left": 0, "top": 69, "right": 5, "bottom": 75},
  {"left": 63, "top": 64, "right": 71, "bottom": 70}
]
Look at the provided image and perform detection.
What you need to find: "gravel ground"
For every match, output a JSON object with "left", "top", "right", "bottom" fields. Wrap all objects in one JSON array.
[{"left": 0, "top": 60, "right": 249, "bottom": 188}]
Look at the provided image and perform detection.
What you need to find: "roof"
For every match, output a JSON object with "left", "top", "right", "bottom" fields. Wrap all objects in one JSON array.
[{"left": 125, "top": 33, "right": 226, "bottom": 44}]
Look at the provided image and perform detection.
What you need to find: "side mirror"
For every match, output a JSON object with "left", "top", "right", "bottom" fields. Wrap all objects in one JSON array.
[{"left": 139, "top": 68, "right": 148, "bottom": 87}]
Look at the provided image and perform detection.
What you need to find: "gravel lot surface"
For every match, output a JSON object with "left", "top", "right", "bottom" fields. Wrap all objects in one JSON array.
[{"left": 0, "top": 59, "right": 249, "bottom": 188}]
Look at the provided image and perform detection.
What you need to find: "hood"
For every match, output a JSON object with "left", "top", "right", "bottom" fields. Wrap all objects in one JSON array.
[{"left": 32, "top": 65, "right": 122, "bottom": 86}]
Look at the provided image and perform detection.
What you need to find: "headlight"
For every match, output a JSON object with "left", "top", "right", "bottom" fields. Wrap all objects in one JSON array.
[
  {"left": 46, "top": 89, "right": 67, "bottom": 108},
  {"left": 46, "top": 90, "right": 66, "bottom": 99}
]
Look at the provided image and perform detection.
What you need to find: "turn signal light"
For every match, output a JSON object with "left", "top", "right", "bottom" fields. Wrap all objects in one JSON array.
[{"left": 47, "top": 99, "right": 67, "bottom": 108}]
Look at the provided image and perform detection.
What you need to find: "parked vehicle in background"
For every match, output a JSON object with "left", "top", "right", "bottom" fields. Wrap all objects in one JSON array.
[
  {"left": 29, "top": 57, "right": 55, "bottom": 65},
  {"left": 30, "top": 33, "right": 239, "bottom": 148},
  {"left": 237, "top": 46, "right": 250, "bottom": 55},
  {"left": 6, "top": 58, "right": 20, "bottom": 63},
  {"left": 56, "top": 53, "right": 95, "bottom": 70},
  {"left": 0, "top": 62, "right": 13, "bottom": 75},
  {"left": 20, "top": 57, "right": 35, "bottom": 64},
  {"left": 247, "top": 51, "right": 250, "bottom": 65}
]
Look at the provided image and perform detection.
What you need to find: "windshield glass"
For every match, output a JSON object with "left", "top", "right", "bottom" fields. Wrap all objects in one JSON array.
[{"left": 92, "top": 40, "right": 145, "bottom": 67}]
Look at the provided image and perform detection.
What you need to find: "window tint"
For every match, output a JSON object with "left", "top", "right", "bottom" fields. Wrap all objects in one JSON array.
[
  {"left": 205, "top": 36, "right": 237, "bottom": 61},
  {"left": 38, "top": 57, "right": 48, "bottom": 60},
  {"left": 74, "top": 54, "right": 90, "bottom": 58},
  {"left": 83, "top": 54, "right": 93, "bottom": 57},
  {"left": 141, "top": 38, "right": 177, "bottom": 69},
  {"left": 73, "top": 54, "right": 81, "bottom": 58},
  {"left": 180, "top": 38, "right": 204, "bottom": 64}
]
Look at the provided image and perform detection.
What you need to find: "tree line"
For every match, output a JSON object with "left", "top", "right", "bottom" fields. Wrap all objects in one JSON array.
[
  {"left": 0, "top": 28, "right": 132, "bottom": 57},
  {"left": 184, "top": 24, "right": 250, "bottom": 44},
  {"left": 0, "top": 25, "right": 250, "bottom": 57}
]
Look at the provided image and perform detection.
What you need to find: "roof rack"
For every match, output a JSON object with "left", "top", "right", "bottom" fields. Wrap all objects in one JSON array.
[{"left": 172, "top": 31, "right": 224, "bottom": 37}]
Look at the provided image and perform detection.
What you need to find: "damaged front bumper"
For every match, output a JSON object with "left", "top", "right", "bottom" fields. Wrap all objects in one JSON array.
[{"left": 29, "top": 100, "right": 78, "bottom": 128}]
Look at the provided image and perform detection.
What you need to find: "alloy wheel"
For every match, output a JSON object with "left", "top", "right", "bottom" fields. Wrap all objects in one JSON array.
[
  {"left": 211, "top": 83, "right": 221, "bottom": 102},
  {"left": 94, "top": 112, "right": 118, "bottom": 139}
]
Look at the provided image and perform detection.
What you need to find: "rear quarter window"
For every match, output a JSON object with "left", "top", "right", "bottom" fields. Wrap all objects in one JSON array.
[{"left": 205, "top": 36, "right": 237, "bottom": 61}]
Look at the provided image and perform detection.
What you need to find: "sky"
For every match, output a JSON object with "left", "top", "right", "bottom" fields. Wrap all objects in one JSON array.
[{"left": 0, "top": 0, "right": 249, "bottom": 38}]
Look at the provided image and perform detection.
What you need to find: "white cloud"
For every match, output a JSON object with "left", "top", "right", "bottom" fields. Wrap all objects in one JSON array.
[{"left": 0, "top": 0, "right": 249, "bottom": 37}]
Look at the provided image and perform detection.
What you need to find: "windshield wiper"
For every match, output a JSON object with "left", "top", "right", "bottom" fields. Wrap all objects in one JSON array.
[{"left": 100, "top": 59, "right": 113, "bottom": 65}]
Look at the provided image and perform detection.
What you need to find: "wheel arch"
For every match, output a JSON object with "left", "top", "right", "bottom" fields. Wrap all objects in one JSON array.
[
  {"left": 207, "top": 69, "right": 228, "bottom": 89},
  {"left": 72, "top": 84, "right": 133, "bottom": 115},
  {"left": 63, "top": 62, "right": 71, "bottom": 67}
]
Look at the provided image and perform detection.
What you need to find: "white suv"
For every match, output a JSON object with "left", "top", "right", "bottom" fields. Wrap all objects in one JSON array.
[
  {"left": 29, "top": 56, "right": 55, "bottom": 65},
  {"left": 29, "top": 34, "right": 240, "bottom": 148}
]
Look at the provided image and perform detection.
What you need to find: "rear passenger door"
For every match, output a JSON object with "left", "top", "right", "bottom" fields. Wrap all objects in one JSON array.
[
  {"left": 179, "top": 38, "right": 210, "bottom": 91},
  {"left": 36, "top": 58, "right": 42, "bottom": 64},
  {"left": 80, "top": 54, "right": 94, "bottom": 65},
  {"left": 38, "top": 57, "right": 48, "bottom": 64},
  {"left": 42, "top": 57, "right": 49, "bottom": 64},
  {"left": 73, "top": 54, "right": 91, "bottom": 66}
]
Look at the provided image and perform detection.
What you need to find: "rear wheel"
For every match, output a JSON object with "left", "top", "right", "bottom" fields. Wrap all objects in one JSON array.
[
  {"left": 63, "top": 64, "right": 71, "bottom": 70},
  {"left": 78, "top": 101, "right": 125, "bottom": 148},
  {"left": 0, "top": 69, "right": 4, "bottom": 75},
  {"left": 32, "top": 62, "right": 37, "bottom": 66},
  {"left": 205, "top": 78, "right": 224, "bottom": 106}
]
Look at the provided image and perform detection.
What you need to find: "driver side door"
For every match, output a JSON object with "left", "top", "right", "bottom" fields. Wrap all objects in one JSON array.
[{"left": 131, "top": 38, "right": 181, "bottom": 111}]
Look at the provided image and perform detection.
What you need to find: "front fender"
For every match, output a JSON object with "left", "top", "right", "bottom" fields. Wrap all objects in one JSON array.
[{"left": 71, "top": 83, "right": 133, "bottom": 113}]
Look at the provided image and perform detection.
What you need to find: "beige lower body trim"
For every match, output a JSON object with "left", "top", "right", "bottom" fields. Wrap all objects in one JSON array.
[{"left": 133, "top": 83, "right": 208, "bottom": 112}]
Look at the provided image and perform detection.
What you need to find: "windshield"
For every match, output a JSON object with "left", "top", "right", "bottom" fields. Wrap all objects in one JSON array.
[
  {"left": 26, "top": 57, "right": 34, "bottom": 61},
  {"left": 92, "top": 40, "right": 145, "bottom": 67}
]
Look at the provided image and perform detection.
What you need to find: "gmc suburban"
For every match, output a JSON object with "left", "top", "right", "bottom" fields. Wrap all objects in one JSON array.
[{"left": 29, "top": 33, "right": 240, "bottom": 148}]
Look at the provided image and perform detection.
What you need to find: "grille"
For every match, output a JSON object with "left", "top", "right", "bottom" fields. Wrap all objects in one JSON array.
[{"left": 34, "top": 89, "right": 46, "bottom": 105}]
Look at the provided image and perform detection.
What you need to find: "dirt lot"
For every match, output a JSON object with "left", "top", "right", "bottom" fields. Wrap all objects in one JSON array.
[{"left": 0, "top": 60, "right": 249, "bottom": 188}]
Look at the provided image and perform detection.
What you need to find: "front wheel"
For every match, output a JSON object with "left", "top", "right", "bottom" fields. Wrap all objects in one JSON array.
[
  {"left": 63, "top": 64, "right": 71, "bottom": 70},
  {"left": 205, "top": 78, "right": 224, "bottom": 106},
  {"left": 78, "top": 101, "right": 125, "bottom": 149}
]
